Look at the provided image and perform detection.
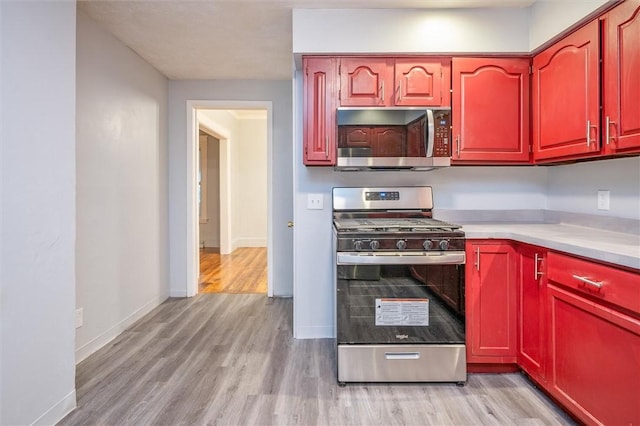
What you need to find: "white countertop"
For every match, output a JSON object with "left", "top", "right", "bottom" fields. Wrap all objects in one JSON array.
[{"left": 461, "top": 223, "right": 640, "bottom": 271}]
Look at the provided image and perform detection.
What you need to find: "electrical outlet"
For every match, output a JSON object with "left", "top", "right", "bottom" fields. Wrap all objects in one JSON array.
[
  {"left": 307, "top": 193, "right": 324, "bottom": 210},
  {"left": 597, "top": 190, "right": 610, "bottom": 211},
  {"left": 75, "top": 308, "right": 83, "bottom": 328}
]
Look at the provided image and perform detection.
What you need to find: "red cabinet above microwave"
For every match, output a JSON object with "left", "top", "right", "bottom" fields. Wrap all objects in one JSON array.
[{"left": 339, "top": 57, "right": 451, "bottom": 107}]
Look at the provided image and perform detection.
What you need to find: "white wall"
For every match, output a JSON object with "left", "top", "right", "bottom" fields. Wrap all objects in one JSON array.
[
  {"left": 75, "top": 10, "right": 169, "bottom": 362},
  {"left": 234, "top": 116, "right": 268, "bottom": 248},
  {"left": 528, "top": 0, "right": 612, "bottom": 51},
  {"left": 1, "top": 1, "right": 77, "bottom": 424},
  {"left": 168, "top": 81, "right": 293, "bottom": 297},
  {"left": 547, "top": 157, "right": 640, "bottom": 220},
  {"left": 293, "top": 8, "right": 531, "bottom": 56}
]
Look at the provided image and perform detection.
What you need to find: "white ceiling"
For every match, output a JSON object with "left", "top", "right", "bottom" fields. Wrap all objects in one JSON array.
[{"left": 78, "top": 0, "right": 536, "bottom": 80}]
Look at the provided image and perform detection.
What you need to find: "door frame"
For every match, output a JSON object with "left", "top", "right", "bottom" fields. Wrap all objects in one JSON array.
[{"left": 186, "top": 100, "right": 273, "bottom": 297}]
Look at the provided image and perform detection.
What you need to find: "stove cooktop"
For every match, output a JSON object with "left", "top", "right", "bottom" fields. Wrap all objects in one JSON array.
[{"left": 333, "top": 217, "right": 462, "bottom": 233}]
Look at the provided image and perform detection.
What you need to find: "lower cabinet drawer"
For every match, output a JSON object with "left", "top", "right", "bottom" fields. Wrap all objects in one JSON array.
[
  {"left": 547, "top": 251, "right": 640, "bottom": 314},
  {"left": 337, "top": 344, "right": 466, "bottom": 383}
]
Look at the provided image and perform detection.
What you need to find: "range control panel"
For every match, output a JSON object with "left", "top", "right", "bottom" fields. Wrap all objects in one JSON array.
[
  {"left": 433, "top": 111, "right": 451, "bottom": 157},
  {"left": 365, "top": 191, "right": 400, "bottom": 201}
]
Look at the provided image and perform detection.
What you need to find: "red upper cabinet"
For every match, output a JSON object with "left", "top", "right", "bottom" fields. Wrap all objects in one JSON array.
[
  {"left": 339, "top": 57, "right": 451, "bottom": 107},
  {"left": 603, "top": 0, "right": 640, "bottom": 155},
  {"left": 532, "top": 20, "right": 600, "bottom": 162},
  {"left": 452, "top": 58, "right": 530, "bottom": 163},
  {"left": 303, "top": 57, "right": 338, "bottom": 165},
  {"left": 466, "top": 240, "right": 518, "bottom": 364},
  {"left": 339, "top": 58, "right": 393, "bottom": 106},
  {"left": 394, "top": 58, "right": 451, "bottom": 106}
]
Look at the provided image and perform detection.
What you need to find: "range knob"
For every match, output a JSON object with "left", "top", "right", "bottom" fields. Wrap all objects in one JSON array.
[
  {"left": 396, "top": 240, "right": 407, "bottom": 250},
  {"left": 423, "top": 240, "right": 433, "bottom": 250},
  {"left": 369, "top": 240, "right": 380, "bottom": 250},
  {"left": 439, "top": 240, "right": 450, "bottom": 251},
  {"left": 354, "top": 240, "right": 364, "bottom": 251}
]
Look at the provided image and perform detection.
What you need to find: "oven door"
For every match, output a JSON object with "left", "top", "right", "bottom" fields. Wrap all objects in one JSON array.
[{"left": 336, "top": 251, "right": 466, "bottom": 383}]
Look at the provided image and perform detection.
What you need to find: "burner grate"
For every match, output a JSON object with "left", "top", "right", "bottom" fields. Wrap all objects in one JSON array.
[{"left": 334, "top": 217, "right": 462, "bottom": 233}]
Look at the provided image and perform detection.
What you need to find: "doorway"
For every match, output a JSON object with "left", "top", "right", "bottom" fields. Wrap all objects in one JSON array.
[{"left": 186, "top": 101, "right": 274, "bottom": 297}]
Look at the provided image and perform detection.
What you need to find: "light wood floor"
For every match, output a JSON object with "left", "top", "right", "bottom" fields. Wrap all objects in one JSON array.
[
  {"left": 59, "top": 294, "right": 575, "bottom": 426},
  {"left": 199, "top": 247, "right": 267, "bottom": 294}
]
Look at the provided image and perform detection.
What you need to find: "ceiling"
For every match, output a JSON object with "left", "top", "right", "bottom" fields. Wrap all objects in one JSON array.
[{"left": 78, "top": 0, "right": 536, "bottom": 80}]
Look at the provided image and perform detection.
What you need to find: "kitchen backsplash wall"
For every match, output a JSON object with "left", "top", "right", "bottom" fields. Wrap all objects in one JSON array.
[{"left": 546, "top": 156, "right": 640, "bottom": 221}]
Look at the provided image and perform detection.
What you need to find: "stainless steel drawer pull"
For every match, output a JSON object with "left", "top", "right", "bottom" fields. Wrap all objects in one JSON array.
[
  {"left": 572, "top": 274, "right": 603, "bottom": 289},
  {"left": 385, "top": 352, "right": 420, "bottom": 360}
]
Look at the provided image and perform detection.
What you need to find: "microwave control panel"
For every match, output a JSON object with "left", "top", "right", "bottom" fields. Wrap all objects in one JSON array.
[{"left": 433, "top": 111, "right": 451, "bottom": 157}]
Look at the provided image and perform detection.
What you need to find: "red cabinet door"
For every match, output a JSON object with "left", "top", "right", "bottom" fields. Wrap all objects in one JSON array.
[
  {"left": 603, "top": 0, "right": 640, "bottom": 154},
  {"left": 517, "top": 244, "right": 546, "bottom": 383},
  {"left": 303, "top": 57, "right": 337, "bottom": 165},
  {"left": 547, "top": 284, "right": 640, "bottom": 425},
  {"left": 452, "top": 58, "right": 530, "bottom": 163},
  {"left": 394, "top": 58, "right": 451, "bottom": 106},
  {"left": 532, "top": 21, "right": 600, "bottom": 162},
  {"left": 466, "top": 241, "right": 518, "bottom": 363},
  {"left": 339, "top": 58, "right": 393, "bottom": 106}
]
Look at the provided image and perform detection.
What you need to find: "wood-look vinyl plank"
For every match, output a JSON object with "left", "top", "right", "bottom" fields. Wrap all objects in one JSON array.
[{"left": 60, "top": 294, "right": 575, "bottom": 426}]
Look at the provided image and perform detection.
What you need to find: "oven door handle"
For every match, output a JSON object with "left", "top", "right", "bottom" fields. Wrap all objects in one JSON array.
[{"left": 337, "top": 252, "right": 465, "bottom": 265}]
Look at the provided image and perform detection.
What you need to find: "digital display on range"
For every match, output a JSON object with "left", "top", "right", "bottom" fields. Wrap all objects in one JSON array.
[{"left": 365, "top": 191, "right": 400, "bottom": 201}]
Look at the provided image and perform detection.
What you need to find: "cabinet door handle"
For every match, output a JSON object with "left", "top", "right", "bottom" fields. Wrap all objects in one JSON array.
[
  {"left": 381, "top": 80, "right": 385, "bottom": 103},
  {"left": 586, "top": 120, "right": 597, "bottom": 147},
  {"left": 475, "top": 247, "right": 480, "bottom": 271},
  {"left": 534, "top": 253, "right": 543, "bottom": 281},
  {"left": 398, "top": 80, "right": 402, "bottom": 102},
  {"left": 572, "top": 274, "right": 603, "bottom": 289},
  {"left": 456, "top": 135, "right": 460, "bottom": 158},
  {"left": 325, "top": 136, "right": 329, "bottom": 158},
  {"left": 605, "top": 116, "right": 616, "bottom": 145}
]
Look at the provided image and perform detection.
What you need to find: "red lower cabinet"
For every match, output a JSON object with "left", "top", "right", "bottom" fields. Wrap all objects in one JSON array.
[
  {"left": 547, "top": 284, "right": 640, "bottom": 425},
  {"left": 517, "top": 244, "right": 547, "bottom": 383},
  {"left": 467, "top": 241, "right": 640, "bottom": 423},
  {"left": 466, "top": 241, "right": 517, "bottom": 365}
]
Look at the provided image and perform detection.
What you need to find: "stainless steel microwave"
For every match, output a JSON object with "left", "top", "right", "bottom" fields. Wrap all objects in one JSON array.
[{"left": 336, "top": 108, "right": 451, "bottom": 171}]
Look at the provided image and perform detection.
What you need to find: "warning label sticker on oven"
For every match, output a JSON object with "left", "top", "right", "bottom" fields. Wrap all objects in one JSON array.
[{"left": 375, "top": 298, "right": 429, "bottom": 326}]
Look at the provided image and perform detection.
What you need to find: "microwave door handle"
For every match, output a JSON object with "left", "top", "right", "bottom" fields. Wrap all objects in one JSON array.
[{"left": 425, "top": 109, "right": 435, "bottom": 157}]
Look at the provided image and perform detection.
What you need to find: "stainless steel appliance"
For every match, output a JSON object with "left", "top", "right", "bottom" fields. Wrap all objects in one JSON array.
[
  {"left": 333, "top": 186, "right": 466, "bottom": 385},
  {"left": 336, "top": 108, "right": 451, "bottom": 171}
]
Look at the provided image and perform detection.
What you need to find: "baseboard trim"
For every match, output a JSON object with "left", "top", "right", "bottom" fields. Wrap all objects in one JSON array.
[
  {"left": 32, "top": 389, "right": 76, "bottom": 426},
  {"left": 169, "top": 289, "right": 189, "bottom": 297},
  {"left": 75, "top": 293, "right": 168, "bottom": 364},
  {"left": 233, "top": 238, "right": 267, "bottom": 248}
]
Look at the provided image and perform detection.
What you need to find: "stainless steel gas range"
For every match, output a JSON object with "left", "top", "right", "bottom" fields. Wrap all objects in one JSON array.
[{"left": 333, "top": 186, "right": 467, "bottom": 385}]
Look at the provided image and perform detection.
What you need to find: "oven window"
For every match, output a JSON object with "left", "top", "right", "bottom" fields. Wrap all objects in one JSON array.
[{"left": 337, "top": 264, "right": 465, "bottom": 345}]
